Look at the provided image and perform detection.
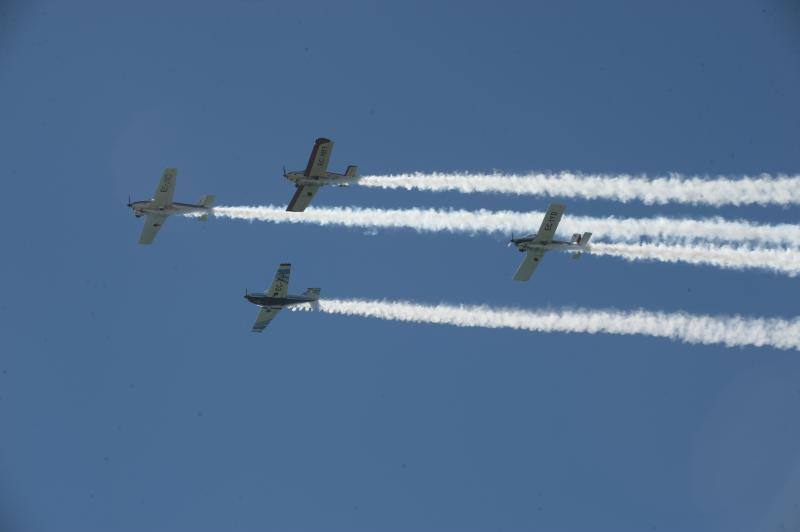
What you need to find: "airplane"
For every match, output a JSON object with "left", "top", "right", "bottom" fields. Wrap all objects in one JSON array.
[
  {"left": 127, "top": 168, "right": 215, "bottom": 245},
  {"left": 509, "top": 203, "right": 592, "bottom": 281},
  {"left": 244, "top": 263, "right": 321, "bottom": 332},
  {"left": 283, "top": 137, "right": 358, "bottom": 212}
]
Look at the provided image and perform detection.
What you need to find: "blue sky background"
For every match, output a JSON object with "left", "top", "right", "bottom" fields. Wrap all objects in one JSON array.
[{"left": 1, "top": 1, "right": 799, "bottom": 530}]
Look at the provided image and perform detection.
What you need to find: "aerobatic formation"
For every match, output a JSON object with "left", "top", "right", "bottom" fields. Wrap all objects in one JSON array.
[{"left": 127, "top": 137, "right": 799, "bottom": 349}]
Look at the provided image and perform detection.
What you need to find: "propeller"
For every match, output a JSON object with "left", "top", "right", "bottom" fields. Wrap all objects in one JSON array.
[
  {"left": 127, "top": 194, "right": 132, "bottom": 207},
  {"left": 507, "top": 232, "right": 514, "bottom": 247},
  {"left": 282, "top": 165, "right": 287, "bottom": 178}
]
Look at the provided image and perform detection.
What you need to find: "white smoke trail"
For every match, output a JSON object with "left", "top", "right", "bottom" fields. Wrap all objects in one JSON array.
[
  {"left": 208, "top": 206, "right": 800, "bottom": 274},
  {"left": 357, "top": 172, "right": 800, "bottom": 207},
  {"left": 209, "top": 205, "right": 800, "bottom": 248},
  {"left": 289, "top": 298, "right": 800, "bottom": 351},
  {"left": 588, "top": 242, "right": 800, "bottom": 277},
  {"left": 210, "top": 206, "right": 799, "bottom": 274}
]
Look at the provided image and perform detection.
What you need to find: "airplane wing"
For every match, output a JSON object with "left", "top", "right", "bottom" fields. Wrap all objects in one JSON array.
[
  {"left": 266, "top": 263, "right": 291, "bottom": 298},
  {"left": 286, "top": 184, "right": 320, "bottom": 212},
  {"left": 251, "top": 306, "right": 282, "bottom": 332},
  {"left": 152, "top": 168, "right": 177, "bottom": 208},
  {"left": 303, "top": 138, "right": 333, "bottom": 178},
  {"left": 513, "top": 248, "right": 547, "bottom": 281},
  {"left": 534, "top": 203, "right": 566, "bottom": 242},
  {"left": 138, "top": 213, "right": 168, "bottom": 245}
]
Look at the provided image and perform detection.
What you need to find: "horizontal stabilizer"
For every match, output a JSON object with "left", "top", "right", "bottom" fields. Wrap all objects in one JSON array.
[
  {"left": 199, "top": 194, "right": 216, "bottom": 208},
  {"left": 345, "top": 165, "right": 358, "bottom": 178}
]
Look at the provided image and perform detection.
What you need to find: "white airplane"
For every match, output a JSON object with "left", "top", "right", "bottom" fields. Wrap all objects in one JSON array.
[
  {"left": 127, "top": 168, "right": 215, "bottom": 245},
  {"left": 283, "top": 137, "right": 358, "bottom": 212},
  {"left": 244, "top": 263, "right": 321, "bottom": 332},
  {"left": 509, "top": 203, "right": 592, "bottom": 281}
]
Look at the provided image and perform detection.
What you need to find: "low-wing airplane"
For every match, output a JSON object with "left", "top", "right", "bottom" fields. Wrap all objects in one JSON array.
[
  {"left": 509, "top": 203, "right": 592, "bottom": 281},
  {"left": 283, "top": 137, "right": 358, "bottom": 212},
  {"left": 244, "top": 263, "right": 321, "bottom": 332},
  {"left": 127, "top": 168, "right": 215, "bottom": 245}
]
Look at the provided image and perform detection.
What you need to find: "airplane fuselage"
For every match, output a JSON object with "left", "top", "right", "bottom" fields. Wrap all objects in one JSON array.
[
  {"left": 511, "top": 234, "right": 588, "bottom": 253},
  {"left": 244, "top": 293, "right": 318, "bottom": 307},
  {"left": 284, "top": 171, "right": 353, "bottom": 188},
  {"left": 129, "top": 200, "right": 210, "bottom": 218}
]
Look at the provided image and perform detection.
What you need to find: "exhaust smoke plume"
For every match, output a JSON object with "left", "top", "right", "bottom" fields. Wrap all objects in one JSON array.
[
  {"left": 357, "top": 171, "right": 800, "bottom": 207},
  {"left": 208, "top": 206, "right": 800, "bottom": 275},
  {"left": 211, "top": 205, "right": 800, "bottom": 248},
  {"left": 290, "top": 298, "right": 800, "bottom": 351}
]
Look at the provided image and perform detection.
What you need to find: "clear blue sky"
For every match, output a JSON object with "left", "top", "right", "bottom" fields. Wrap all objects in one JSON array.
[{"left": 1, "top": 1, "right": 799, "bottom": 530}]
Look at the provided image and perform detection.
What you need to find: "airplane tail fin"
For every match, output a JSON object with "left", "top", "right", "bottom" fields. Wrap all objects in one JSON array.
[
  {"left": 571, "top": 232, "right": 592, "bottom": 259},
  {"left": 195, "top": 195, "right": 215, "bottom": 221},
  {"left": 303, "top": 288, "right": 321, "bottom": 300},
  {"left": 570, "top": 232, "right": 593, "bottom": 245},
  {"left": 345, "top": 165, "right": 358, "bottom": 178}
]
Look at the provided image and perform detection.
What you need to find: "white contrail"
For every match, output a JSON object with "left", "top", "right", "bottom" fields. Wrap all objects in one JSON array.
[
  {"left": 357, "top": 172, "right": 800, "bottom": 207},
  {"left": 210, "top": 205, "right": 800, "bottom": 247},
  {"left": 289, "top": 298, "right": 800, "bottom": 351}
]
